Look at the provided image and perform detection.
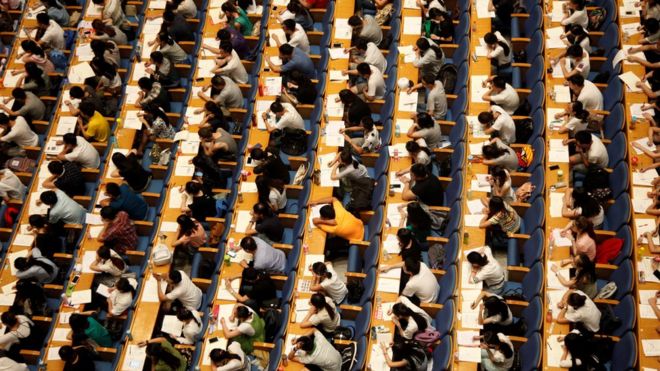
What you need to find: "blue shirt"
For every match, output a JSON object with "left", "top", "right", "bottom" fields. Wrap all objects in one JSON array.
[
  {"left": 109, "top": 184, "right": 148, "bottom": 220},
  {"left": 281, "top": 48, "right": 316, "bottom": 79}
]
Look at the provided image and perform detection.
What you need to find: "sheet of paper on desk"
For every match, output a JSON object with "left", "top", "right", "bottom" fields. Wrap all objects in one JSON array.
[
  {"left": 13, "top": 233, "right": 34, "bottom": 247},
  {"left": 551, "top": 1, "right": 566, "bottom": 21},
  {"left": 388, "top": 171, "right": 404, "bottom": 193},
  {"left": 26, "top": 5, "right": 46, "bottom": 19},
  {"left": 634, "top": 198, "right": 654, "bottom": 214},
  {"left": 325, "top": 95, "right": 344, "bottom": 117},
  {"left": 201, "top": 337, "right": 229, "bottom": 365},
  {"left": 546, "top": 335, "right": 568, "bottom": 367},
  {"left": 329, "top": 70, "right": 349, "bottom": 81},
  {"left": 234, "top": 210, "right": 252, "bottom": 233},
  {"left": 388, "top": 142, "right": 409, "bottom": 157},
  {"left": 640, "top": 257, "right": 660, "bottom": 283},
  {"left": 642, "top": 339, "right": 660, "bottom": 357},
  {"left": 547, "top": 289, "right": 568, "bottom": 317},
  {"left": 547, "top": 108, "right": 565, "bottom": 129},
  {"left": 130, "top": 62, "right": 150, "bottom": 82},
  {"left": 471, "top": 180, "right": 491, "bottom": 193},
  {"left": 268, "top": 29, "right": 286, "bottom": 47},
  {"left": 96, "top": 283, "right": 111, "bottom": 298},
  {"left": 174, "top": 159, "right": 195, "bottom": 177},
  {"left": 398, "top": 91, "right": 418, "bottom": 112},
  {"left": 548, "top": 142, "right": 569, "bottom": 163},
  {"left": 141, "top": 275, "right": 168, "bottom": 303},
  {"left": 85, "top": 1, "right": 102, "bottom": 16},
  {"left": 17, "top": 28, "right": 36, "bottom": 39},
  {"left": 620, "top": 1, "right": 638, "bottom": 18},
  {"left": 634, "top": 170, "right": 657, "bottom": 186},
  {"left": 403, "top": 16, "right": 422, "bottom": 35},
  {"left": 150, "top": 0, "right": 167, "bottom": 9},
  {"left": 59, "top": 312, "right": 72, "bottom": 324},
  {"left": 67, "top": 63, "right": 96, "bottom": 84},
  {"left": 476, "top": 0, "right": 495, "bottom": 18},
  {"left": 547, "top": 263, "right": 570, "bottom": 290},
  {"left": 302, "top": 254, "right": 325, "bottom": 276},
  {"left": 397, "top": 45, "right": 414, "bottom": 58},
  {"left": 630, "top": 103, "right": 655, "bottom": 118},
  {"left": 369, "top": 346, "right": 391, "bottom": 371},
  {"left": 639, "top": 304, "right": 657, "bottom": 319},
  {"left": 263, "top": 76, "right": 282, "bottom": 96},
  {"left": 621, "top": 22, "right": 641, "bottom": 36},
  {"left": 379, "top": 267, "right": 402, "bottom": 280},
  {"left": 70, "top": 289, "right": 92, "bottom": 305},
  {"left": 551, "top": 58, "right": 569, "bottom": 78},
  {"left": 308, "top": 204, "right": 324, "bottom": 229},
  {"left": 457, "top": 330, "right": 480, "bottom": 346},
  {"left": 8, "top": 249, "right": 28, "bottom": 275},
  {"left": 549, "top": 192, "right": 564, "bottom": 218},
  {"left": 461, "top": 311, "right": 482, "bottom": 329},
  {"left": 320, "top": 168, "right": 340, "bottom": 187},
  {"left": 632, "top": 137, "right": 657, "bottom": 155},
  {"left": 76, "top": 43, "right": 94, "bottom": 62},
  {"left": 386, "top": 203, "right": 404, "bottom": 227},
  {"left": 2, "top": 71, "right": 21, "bottom": 88},
  {"left": 458, "top": 346, "right": 481, "bottom": 363},
  {"left": 216, "top": 278, "right": 241, "bottom": 300},
  {"left": 125, "top": 86, "right": 141, "bottom": 104},
  {"left": 52, "top": 328, "right": 70, "bottom": 342},
  {"left": 553, "top": 85, "right": 571, "bottom": 103},
  {"left": 551, "top": 228, "right": 572, "bottom": 247},
  {"left": 28, "top": 193, "right": 48, "bottom": 216},
  {"left": 329, "top": 48, "right": 348, "bottom": 60},
  {"left": 640, "top": 289, "right": 657, "bottom": 304},
  {"left": 85, "top": 213, "right": 103, "bottom": 225},
  {"left": 0, "top": 293, "right": 15, "bottom": 306},
  {"left": 461, "top": 289, "right": 482, "bottom": 306},
  {"left": 89, "top": 225, "right": 103, "bottom": 238},
  {"left": 1, "top": 281, "right": 15, "bottom": 295},
  {"left": 121, "top": 344, "right": 147, "bottom": 370},
  {"left": 383, "top": 234, "right": 401, "bottom": 254},
  {"left": 471, "top": 76, "right": 489, "bottom": 103},
  {"left": 464, "top": 214, "right": 483, "bottom": 227},
  {"left": 636, "top": 218, "right": 660, "bottom": 243},
  {"left": 461, "top": 261, "right": 482, "bottom": 290},
  {"left": 623, "top": 46, "right": 648, "bottom": 65},
  {"left": 230, "top": 249, "right": 252, "bottom": 263},
  {"left": 468, "top": 142, "right": 484, "bottom": 156},
  {"left": 181, "top": 140, "right": 200, "bottom": 155},
  {"left": 161, "top": 315, "right": 184, "bottom": 337},
  {"left": 160, "top": 221, "right": 179, "bottom": 233},
  {"left": 377, "top": 277, "right": 400, "bottom": 293},
  {"left": 82, "top": 250, "right": 97, "bottom": 273},
  {"left": 467, "top": 199, "right": 485, "bottom": 215},
  {"left": 325, "top": 121, "right": 345, "bottom": 147},
  {"left": 295, "top": 299, "right": 311, "bottom": 321},
  {"left": 196, "top": 59, "right": 216, "bottom": 78},
  {"left": 240, "top": 182, "right": 258, "bottom": 193},
  {"left": 619, "top": 71, "right": 649, "bottom": 92},
  {"left": 54, "top": 116, "right": 77, "bottom": 136},
  {"left": 46, "top": 346, "right": 61, "bottom": 361},
  {"left": 403, "top": 0, "right": 418, "bottom": 8},
  {"left": 546, "top": 26, "right": 564, "bottom": 41},
  {"left": 122, "top": 111, "right": 142, "bottom": 130},
  {"left": 334, "top": 18, "right": 352, "bottom": 40},
  {"left": 394, "top": 118, "right": 414, "bottom": 134}
]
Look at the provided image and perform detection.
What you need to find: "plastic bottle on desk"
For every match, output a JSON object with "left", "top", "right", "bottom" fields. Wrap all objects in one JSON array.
[
  {"left": 125, "top": 330, "right": 133, "bottom": 341},
  {"left": 546, "top": 308, "right": 553, "bottom": 323},
  {"left": 393, "top": 148, "right": 399, "bottom": 161},
  {"left": 395, "top": 124, "right": 400, "bottom": 137},
  {"left": 303, "top": 243, "right": 309, "bottom": 254},
  {"left": 375, "top": 296, "right": 383, "bottom": 320}
]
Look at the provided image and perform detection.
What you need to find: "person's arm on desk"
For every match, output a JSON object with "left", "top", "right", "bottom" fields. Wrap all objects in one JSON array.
[
  {"left": 380, "top": 342, "right": 408, "bottom": 368},
  {"left": 309, "top": 197, "right": 336, "bottom": 207},
  {"left": 400, "top": 177, "right": 416, "bottom": 201},
  {"left": 551, "top": 263, "right": 576, "bottom": 288},
  {"left": 478, "top": 212, "right": 491, "bottom": 229},
  {"left": 226, "top": 278, "right": 249, "bottom": 302},
  {"left": 156, "top": 274, "right": 168, "bottom": 303},
  {"left": 265, "top": 57, "right": 282, "bottom": 73}
]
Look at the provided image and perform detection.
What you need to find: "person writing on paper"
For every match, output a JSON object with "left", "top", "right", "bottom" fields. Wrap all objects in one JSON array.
[
  {"left": 338, "top": 89, "right": 372, "bottom": 127},
  {"left": 0, "top": 114, "right": 39, "bottom": 155},
  {"left": 239, "top": 236, "right": 286, "bottom": 273},
  {"left": 470, "top": 291, "right": 513, "bottom": 332},
  {"left": 67, "top": 313, "right": 112, "bottom": 347},
  {"left": 169, "top": 308, "right": 202, "bottom": 345},
  {"left": 467, "top": 246, "right": 505, "bottom": 295},
  {"left": 162, "top": 9, "right": 194, "bottom": 42},
  {"left": 379, "top": 341, "right": 429, "bottom": 370},
  {"left": 311, "top": 196, "right": 365, "bottom": 241},
  {"left": 328, "top": 148, "right": 372, "bottom": 195},
  {"left": 0, "top": 88, "right": 46, "bottom": 123},
  {"left": 557, "top": 101, "right": 590, "bottom": 135},
  {"left": 0, "top": 312, "right": 33, "bottom": 351},
  {"left": 38, "top": 189, "right": 86, "bottom": 225},
  {"left": 13, "top": 248, "right": 58, "bottom": 284},
  {"left": 281, "top": 70, "right": 317, "bottom": 105},
  {"left": 261, "top": 99, "right": 305, "bottom": 132},
  {"left": 172, "top": 214, "right": 207, "bottom": 252},
  {"left": 134, "top": 105, "right": 176, "bottom": 157},
  {"left": 91, "top": 58, "right": 122, "bottom": 96},
  {"left": 299, "top": 293, "right": 341, "bottom": 334},
  {"left": 136, "top": 77, "right": 171, "bottom": 112},
  {"left": 197, "top": 75, "right": 244, "bottom": 112},
  {"left": 344, "top": 62, "right": 385, "bottom": 102},
  {"left": 557, "top": 331, "right": 606, "bottom": 369},
  {"left": 412, "top": 38, "right": 445, "bottom": 78},
  {"left": 149, "top": 32, "right": 188, "bottom": 64},
  {"left": 286, "top": 329, "right": 342, "bottom": 371},
  {"left": 244, "top": 202, "right": 284, "bottom": 242},
  {"left": 396, "top": 141, "right": 433, "bottom": 179},
  {"left": 221, "top": 2, "right": 253, "bottom": 36},
  {"left": 166, "top": 0, "right": 197, "bottom": 19},
  {"left": 347, "top": 14, "right": 383, "bottom": 45},
  {"left": 560, "top": 0, "right": 588, "bottom": 28},
  {"left": 76, "top": 102, "right": 110, "bottom": 143},
  {"left": 14, "top": 62, "right": 51, "bottom": 98},
  {"left": 400, "top": 163, "right": 444, "bottom": 206},
  {"left": 379, "top": 229, "right": 423, "bottom": 282},
  {"left": 139, "top": 338, "right": 187, "bottom": 371},
  {"left": 560, "top": 216, "right": 597, "bottom": 261},
  {"left": 157, "top": 269, "right": 203, "bottom": 311},
  {"left": 481, "top": 76, "right": 520, "bottom": 115},
  {"left": 422, "top": 8, "right": 454, "bottom": 43},
  {"left": 197, "top": 102, "right": 231, "bottom": 133},
  {"left": 267, "top": 44, "right": 316, "bottom": 80},
  {"left": 198, "top": 126, "right": 238, "bottom": 162},
  {"left": 346, "top": 38, "right": 387, "bottom": 73},
  {"left": 220, "top": 303, "right": 265, "bottom": 355},
  {"left": 484, "top": 31, "right": 512, "bottom": 77},
  {"left": 557, "top": 45, "right": 590, "bottom": 80},
  {"left": 209, "top": 344, "right": 249, "bottom": 371},
  {"left": 406, "top": 112, "right": 444, "bottom": 149},
  {"left": 556, "top": 289, "right": 601, "bottom": 334},
  {"left": 481, "top": 166, "right": 514, "bottom": 204},
  {"left": 481, "top": 137, "right": 519, "bottom": 171},
  {"left": 398, "top": 201, "right": 439, "bottom": 244},
  {"left": 407, "top": 74, "right": 448, "bottom": 120},
  {"left": 310, "top": 261, "right": 348, "bottom": 304},
  {"left": 0, "top": 168, "right": 25, "bottom": 203},
  {"left": 101, "top": 182, "right": 149, "bottom": 220},
  {"left": 341, "top": 116, "right": 382, "bottom": 155},
  {"left": 401, "top": 258, "right": 439, "bottom": 304},
  {"left": 275, "top": 19, "right": 310, "bottom": 54},
  {"left": 90, "top": 19, "right": 127, "bottom": 45},
  {"left": 389, "top": 295, "right": 433, "bottom": 340},
  {"left": 14, "top": 279, "right": 48, "bottom": 317},
  {"left": 42, "top": 160, "right": 85, "bottom": 197},
  {"left": 18, "top": 40, "right": 54, "bottom": 73},
  {"left": 35, "top": 13, "right": 65, "bottom": 50},
  {"left": 255, "top": 175, "right": 287, "bottom": 213},
  {"left": 58, "top": 345, "right": 96, "bottom": 370},
  {"left": 226, "top": 267, "right": 278, "bottom": 311},
  {"left": 565, "top": 75, "right": 603, "bottom": 112},
  {"left": 180, "top": 180, "right": 221, "bottom": 222},
  {"left": 106, "top": 277, "right": 137, "bottom": 317},
  {"left": 146, "top": 51, "right": 179, "bottom": 87},
  {"left": 561, "top": 187, "right": 605, "bottom": 229},
  {"left": 478, "top": 196, "right": 521, "bottom": 237},
  {"left": 552, "top": 253, "right": 597, "bottom": 298},
  {"left": 90, "top": 244, "right": 127, "bottom": 284},
  {"left": 111, "top": 151, "right": 153, "bottom": 193},
  {"left": 64, "top": 85, "right": 105, "bottom": 117},
  {"left": 477, "top": 105, "right": 516, "bottom": 145},
  {"left": 477, "top": 331, "right": 515, "bottom": 371},
  {"left": 251, "top": 145, "right": 291, "bottom": 183},
  {"left": 96, "top": 206, "right": 138, "bottom": 254}
]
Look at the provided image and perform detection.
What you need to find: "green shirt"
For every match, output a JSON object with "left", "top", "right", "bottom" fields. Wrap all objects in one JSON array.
[
  {"left": 85, "top": 317, "right": 112, "bottom": 347},
  {"left": 233, "top": 8, "right": 253, "bottom": 36},
  {"left": 155, "top": 340, "right": 187, "bottom": 371}
]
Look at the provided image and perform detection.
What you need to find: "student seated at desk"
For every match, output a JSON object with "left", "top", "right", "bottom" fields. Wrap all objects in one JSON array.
[
  {"left": 0, "top": 114, "right": 39, "bottom": 156},
  {"left": 27, "top": 214, "right": 63, "bottom": 250},
  {"left": 35, "top": 13, "right": 65, "bottom": 50},
  {"left": 481, "top": 166, "right": 514, "bottom": 204},
  {"left": 343, "top": 62, "right": 385, "bottom": 102},
  {"left": 222, "top": 2, "right": 253, "bottom": 36},
  {"left": 281, "top": 70, "right": 317, "bottom": 105},
  {"left": 239, "top": 236, "right": 286, "bottom": 273},
  {"left": 400, "top": 163, "right": 444, "bottom": 206},
  {"left": 482, "top": 76, "right": 520, "bottom": 115},
  {"left": 561, "top": 187, "right": 605, "bottom": 229},
  {"left": 91, "top": 39, "right": 120, "bottom": 69},
  {"left": 338, "top": 89, "right": 372, "bottom": 127},
  {"left": 198, "top": 126, "right": 238, "bottom": 162},
  {"left": 139, "top": 338, "right": 187, "bottom": 371},
  {"left": 197, "top": 75, "right": 244, "bottom": 112},
  {"left": 163, "top": 9, "right": 195, "bottom": 43},
  {"left": 136, "top": 77, "right": 171, "bottom": 112},
  {"left": 196, "top": 102, "right": 231, "bottom": 133},
  {"left": 390, "top": 295, "right": 433, "bottom": 340},
  {"left": 347, "top": 38, "right": 387, "bottom": 73},
  {"left": 0, "top": 168, "right": 25, "bottom": 202},
  {"left": 226, "top": 267, "right": 278, "bottom": 311},
  {"left": 150, "top": 32, "right": 188, "bottom": 64},
  {"left": 557, "top": 101, "right": 589, "bottom": 135},
  {"left": 560, "top": 0, "right": 588, "bottom": 29},
  {"left": 471, "top": 291, "right": 513, "bottom": 333},
  {"left": 77, "top": 102, "right": 110, "bottom": 143},
  {"left": 341, "top": 116, "right": 382, "bottom": 155},
  {"left": 559, "top": 216, "right": 597, "bottom": 261},
  {"left": 310, "top": 196, "right": 365, "bottom": 258},
  {"left": 286, "top": 329, "right": 342, "bottom": 371},
  {"left": 251, "top": 145, "right": 291, "bottom": 183},
  {"left": 90, "top": 19, "right": 127, "bottom": 46},
  {"left": 220, "top": 304, "right": 266, "bottom": 355},
  {"left": 209, "top": 344, "right": 249, "bottom": 370},
  {"left": 267, "top": 44, "right": 316, "bottom": 80},
  {"left": 0, "top": 88, "right": 46, "bottom": 123},
  {"left": 277, "top": 0, "right": 314, "bottom": 31},
  {"left": 64, "top": 85, "right": 107, "bottom": 117},
  {"left": 328, "top": 148, "right": 372, "bottom": 196},
  {"left": 467, "top": 246, "right": 505, "bottom": 295},
  {"left": 168, "top": 308, "right": 202, "bottom": 345},
  {"left": 166, "top": 0, "right": 197, "bottom": 19},
  {"left": 172, "top": 214, "right": 207, "bottom": 253},
  {"left": 262, "top": 99, "right": 305, "bottom": 132},
  {"left": 379, "top": 341, "right": 428, "bottom": 370},
  {"left": 379, "top": 228, "right": 423, "bottom": 276},
  {"left": 14, "top": 247, "right": 58, "bottom": 284},
  {"left": 0, "top": 312, "right": 33, "bottom": 351},
  {"left": 481, "top": 137, "right": 518, "bottom": 172},
  {"left": 310, "top": 261, "right": 348, "bottom": 304},
  {"left": 97, "top": 206, "right": 138, "bottom": 254},
  {"left": 401, "top": 259, "right": 439, "bottom": 304},
  {"left": 157, "top": 269, "right": 203, "bottom": 311},
  {"left": 111, "top": 151, "right": 153, "bottom": 192},
  {"left": 397, "top": 201, "right": 441, "bottom": 244},
  {"left": 275, "top": 19, "right": 310, "bottom": 54},
  {"left": 556, "top": 289, "right": 601, "bottom": 334},
  {"left": 484, "top": 31, "right": 512, "bottom": 79},
  {"left": 18, "top": 40, "right": 54, "bottom": 73},
  {"left": 412, "top": 38, "right": 444, "bottom": 79},
  {"left": 211, "top": 42, "right": 249, "bottom": 84},
  {"left": 558, "top": 331, "right": 607, "bottom": 369},
  {"left": 552, "top": 253, "right": 597, "bottom": 298},
  {"left": 90, "top": 244, "right": 127, "bottom": 286},
  {"left": 642, "top": 18, "right": 660, "bottom": 45},
  {"left": 245, "top": 202, "right": 284, "bottom": 242},
  {"left": 0, "top": 354, "right": 28, "bottom": 370},
  {"left": 106, "top": 277, "right": 137, "bottom": 317},
  {"left": 477, "top": 331, "right": 515, "bottom": 371},
  {"left": 406, "top": 112, "right": 444, "bottom": 149},
  {"left": 557, "top": 45, "right": 590, "bottom": 80},
  {"left": 408, "top": 74, "right": 447, "bottom": 120},
  {"left": 67, "top": 313, "right": 112, "bottom": 348},
  {"left": 191, "top": 154, "right": 232, "bottom": 192},
  {"left": 146, "top": 51, "right": 179, "bottom": 87},
  {"left": 566, "top": 75, "right": 603, "bottom": 112},
  {"left": 202, "top": 29, "right": 248, "bottom": 64},
  {"left": 256, "top": 174, "right": 287, "bottom": 213},
  {"left": 565, "top": 131, "right": 609, "bottom": 173},
  {"left": 59, "top": 345, "right": 96, "bottom": 371},
  {"left": 91, "top": 57, "right": 122, "bottom": 96},
  {"left": 14, "top": 279, "right": 49, "bottom": 317},
  {"left": 478, "top": 196, "right": 521, "bottom": 250},
  {"left": 299, "top": 293, "right": 341, "bottom": 334},
  {"left": 134, "top": 105, "right": 176, "bottom": 157},
  {"left": 423, "top": 8, "right": 454, "bottom": 44},
  {"left": 14, "top": 62, "right": 51, "bottom": 98},
  {"left": 179, "top": 180, "right": 223, "bottom": 221},
  {"left": 38, "top": 189, "right": 86, "bottom": 225},
  {"left": 478, "top": 105, "right": 516, "bottom": 145},
  {"left": 348, "top": 14, "right": 383, "bottom": 46},
  {"left": 101, "top": 182, "right": 149, "bottom": 221}
]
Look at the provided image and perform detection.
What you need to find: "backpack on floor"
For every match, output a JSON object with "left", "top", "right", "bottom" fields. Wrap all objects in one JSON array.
[{"left": 437, "top": 63, "right": 458, "bottom": 94}]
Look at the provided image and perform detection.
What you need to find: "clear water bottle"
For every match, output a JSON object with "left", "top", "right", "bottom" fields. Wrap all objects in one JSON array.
[
  {"left": 395, "top": 124, "right": 400, "bottom": 137},
  {"left": 125, "top": 330, "right": 133, "bottom": 341}
]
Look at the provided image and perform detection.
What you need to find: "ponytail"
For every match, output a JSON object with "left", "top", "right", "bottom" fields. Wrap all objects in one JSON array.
[
  {"left": 498, "top": 41, "right": 510, "bottom": 57},
  {"left": 311, "top": 294, "right": 335, "bottom": 320}
]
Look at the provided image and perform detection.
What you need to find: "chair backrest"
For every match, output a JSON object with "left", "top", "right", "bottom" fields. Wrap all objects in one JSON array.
[
  {"left": 285, "top": 241, "right": 301, "bottom": 272},
  {"left": 609, "top": 259, "right": 633, "bottom": 300},
  {"left": 379, "top": 118, "right": 393, "bottom": 146},
  {"left": 373, "top": 146, "right": 390, "bottom": 178},
  {"left": 275, "top": 304, "right": 290, "bottom": 340},
  {"left": 522, "top": 229, "right": 544, "bottom": 267},
  {"left": 606, "top": 193, "right": 631, "bottom": 232},
  {"left": 528, "top": 108, "right": 545, "bottom": 142},
  {"left": 432, "top": 336, "right": 453, "bottom": 371},
  {"left": 522, "top": 198, "right": 545, "bottom": 234},
  {"left": 522, "top": 296, "right": 543, "bottom": 337},
  {"left": 598, "top": 23, "right": 620, "bottom": 53},
  {"left": 379, "top": 94, "right": 395, "bottom": 122},
  {"left": 519, "top": 332, "right": 542, "bottom": 371},
  {"left": 450, "top": 88, "right": 467, "bottom": 115},
  {"left": 607, "top": 132, "right": 627, "bottom": 168},
  {"left": 522, "top": 262, "right": 544, "bottom": 300},
  {"left": 525, "top": 30, "right": 544, "bottom": 60},
  {"left": 456, "top": 61, "right": 469, "bottom": 87},
  {"left": 611, "top": 332, "right": 637, "bottom": 370},
  {"left": 351, "top": 336, "right": 368, "bottom": 371},
  {"left": 609, "top": 161, "right": 629, "bottom": 200},
  {"left": 268, "top": 339, "right": 283, "bottom": 371},
  {"left": 443, "top": 232, "right": 459, "bottom": 269},
  {"left": 528, "top": 136, "right": 545, "bottom": 171},
  {"left": 525, "top": 55, "right": 545, "bottom": 89},
  {"left": 611, "top": 294, "right": 635, "bottom": 337},
  {"left": 364, "top": 239, "right": 380, "bottom": 271},
  {"left": 367, "top": 206, "right": 384, "bottom": 241},
  {"left": 371, "top": 174, "right": 387, "bottom": 209},
  {"left": 449, "top": 115, "right": 467, "bottom": 145},
  {"left": 359, "top": 268, "right": 376, "bottom": 307},
  {"left": 603, "top": 78, "right": 622, "bottom": 111},
  {"left": 528, "top": 165, "right": 545, "bottom": 202},
  {"left": 451, "top": 38, "right": 470, "bottom": 65},
  {"left": 444, "top": 203, "right": 463, "bottom": 235},
  {"left": 603, "top": 103, "right": 624, "bottom": 139},
  {"left": 449, "top": 142, "right": 466, "bottom": 171},
  {"left": 524, "top": 5, "right": 543, "bottom": 35},
  {"left": 279, "top": 271, "right": 296, "bottom": 303},
  {"left": 444, "top": 171, "right": 463, "bottom": 207},
  {"left": 354, "top": 302, "right": 372, "bottom": 339},
  {"left": 613, "top": 226, "right": 632, "bottom": 266},
  {"left": 434, "top": 299, "right": 455, "bottom": 338},
  {"left": 527, "top": 82, "right": 545, "bottom": 113},
  {"left": 437, "top": 265, "right": 457, "bottom": 304}
]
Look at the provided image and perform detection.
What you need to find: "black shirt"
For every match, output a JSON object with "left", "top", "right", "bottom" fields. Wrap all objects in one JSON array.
[
  {"left": 240, "top": 277, "right": 278, "bottom": 307},
  {"left": 63, "top": 348, "right": 96, "bottom": 371},
  {"left": 347, "top": 99, "right": 372, "bottom": 127},
  {"left": 400, "top": 241, "right": 422, "bottom": 261},
  {"left": 255, "top": 215, "right": 284, "bottom": 243},
  {"left": 165, "top": 15, "right": 195, "bottom": 42},
  {"left": 189, "top": 195, "right": 218, "bottom": 222},
  {"left": 412, "top": 176, "right": 444, "bottom": 206},
  {"left": 254, "top": 153, "right": 290, "bottom": 184},
  {"left": 54, "top": 161, "right": 85, "bottom": 197},
  {"left": 118, "top": 153, "right": 152, "bottom": 192}
]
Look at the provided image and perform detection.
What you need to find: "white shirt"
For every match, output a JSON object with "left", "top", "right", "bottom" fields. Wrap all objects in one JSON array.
[
  {"left": 576, "top": 80, "right": 603, "bottom": 111},
  {"left": 214, "top": 342, "right": 248, "bottom": 371},
  {"left": 488, "top": 31, "right": 512, "bottom": 66},
  {"left": 489, "top": 333, "right": 515, "bottom": 369},
  {"left": 565, "top": 290, "right": 601, "bottom": 332},
  {"left": 0, "top": 117, "right": 38, "bottom": 147},
  {"left": 287, "top": 24, "right": 310, "bottom": 54},
  {"left": 296, "top": 329, "right": 343, "bottom": 371},
  {"left": 427, "top": 80, "right": 447, "bottom": 120},
  {"left": 366, "top": 65, "right": 385, "bottom": 99},
  {"left": 0, "top": 169, "right": 25, "bottom": 200},
  {"left": 175, "top": 0, "right": 197, "bottom": 18},
  {"left": 585, "top": 134, "right": 609, "bottom": 168},
  {"left": 489, "top": 84, "right": 520, "bottom": 114},
  {"left": 364, "top": 42, "right": 386, "bottom": 73},
  {"left": 490, "top": 105, "right": 516, "bottom": 145},
  {"left": 41, "top": 20, "right": 65, "bottom": 50},
  {"left": 96, "top": 248, "right": 126, "bottom": 277},
  {"left": 236, "top": 305, "right": 258, "bottom": 336},
  {"left": 402, "top": 262, "right": 439, "bottom": 303},
  {"left": 165, "top": 270, "right": 203, "bottom": 310},
  {"left": 222, "top": 50, "right": 249, "bottom": 84},
  {"left": 472, "top": 246, "right": 505, "bottom": 291},
  {"left": 64, "top": 136, "right": 101, "bottom": 168},
  {"left": 0, "top": 316, "right": 32, "bottom": 350},
  {"left": 319, "top": 264, "right": 348, "bottom": 304},
  {"left": 569, "top": 50, "right": 590, "bottom": 79},
  {"left": 309, "top": 296, "right": 340, "bottom": 332},
  {"left": 108, "top": 278, "right": 137, "bottom": 315},
  {"left": 0, "top": 357, "right": 28, "bottom": 371},
  {"left": 565, "top": 116, "right": 588, "bottom": 133},
  {"left": 275, "top": 102, "right": 304, "bottom": 130},
  {"left": 561, "top": 8, "right": 589, "bottom": 29},
  {"left": 268, "top": 187, "right": 287, "bottom": 210},
  {"left": 397, "top": 296, "right": 433, "bottom": 339},
  {"left": 175, "top": 310, "right": 202, "bottom": 344}
]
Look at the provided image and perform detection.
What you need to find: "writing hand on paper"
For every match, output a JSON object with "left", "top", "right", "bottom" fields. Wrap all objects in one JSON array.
[{"left": 551, "top": 264, "right": 559, "bottom": 273}]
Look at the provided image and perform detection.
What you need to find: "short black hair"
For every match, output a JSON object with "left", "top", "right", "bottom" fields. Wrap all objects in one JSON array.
[
  {"left": 404, "top": 257, "right": 420, "bottom": 274},
  {"left": 319, "top": 204, "right": 335, "bottom": 219},
  {"left": 575, "top": 130, "right": 592, "bottom": 144},
  {"left": 282, "top": 19, "right": 296, "bottom": 31},
  {"left": 11, "top": 88, "right": 26, "bottom": 100},
  {"left": 567, "top": 74, "right": 585, "bottom": 87},
  {"left": 410, "top": 163, "right": 428, "bottom": 178},
  {"left": 100, "top": 206, "right": 118, "bottom": 220},
  {"left": 169, "top": 269, "right": 182, "bottom": 283},
  {"left": 138, "top": 77, "right": 153, "bottom": 90},
  {"left": 47, "top": 161, "right": 64, "bottom": 175},
  {"left": 348, "top": 15, "right": 362, "bottom": 27},
  {"left": 279, "top": 44, "right": 294, "bottom": 55},
  {"left": 78, "top": 101, "right": 96, "bottom": 117},
  {"left": 240, "top": 236, "right": 257, "bottom": 252},
  {"left": 357, "top": 63, "right": 371, "bottom": 75},
  {"left": 467, "top": 251, "right": 488, "bottom": 266},
  {"left": 0, "top": 114, "right": 9, "bottom": 126},
  {"left": 69, "top": 86, "right": 84, "bottom": 99},
  {"left": 478, "top": 111, "right": 494, "bottom": 124},
  {"left": 40, "top": 190, "right": 58, "bottom": 205},
  {"left": 105, "top": 182, "right": 121, "bottom": 197},
  {"left": 36, "top": 13, "right": 50, "bottom": 25},
  {"left": 63, "top": 133, "right": 77, "bottom": 145},
  {"left": 150, "top": 51, "right": 165, "bottom": 64}
]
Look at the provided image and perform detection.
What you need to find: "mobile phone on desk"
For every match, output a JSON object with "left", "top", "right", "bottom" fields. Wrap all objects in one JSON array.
[
  {"left": 209, "top": 337, "right": 219, "bottom": 343},
  {"left": 70, "top": 275, "right": 80, "bottom": 285},
  {"left": 549, "top": 165, "right": 560, "bottom": 171}
]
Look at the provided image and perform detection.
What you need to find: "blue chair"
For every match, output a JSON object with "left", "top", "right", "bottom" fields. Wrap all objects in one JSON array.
[
  {"left": 384, "top": 66, "right": 398, "bottom": 92},
  {"left": 524, "top": 30, "right": 544, "bottom": 61},
  {"left": 527, "top": 165, "right": 545, "bottom": 202},
  {"left": 511, "top": 5, "right": 542, "bottom": 38},
  {"left": 525, "top": 108, "right": 545, "bottom": 143},
  {"left": 439, "top": 203, "right": 462, "bottom": 237},
  {"left": 371, "top": 174, "right": 388, "bottom": 208},
  {"left": 518, "top": 198, "right": 545, "bottom": 235},
  {"left": 607, "top": 332, "right": 637, "bottom": 370},
  {"left": 513, "top": 55, "right": 544, "bottom": 89},
  {"left": 503, "top": 262, "right": 543, "bottom": 301},
  {"left": 520, "top": 296, "right": 543, "bottom": 337},
  {"left": 364, "top": 206, "right": 384, "bottom": 241},
  {"left": 367, "top": 146, "right": 390, "bottom": 179},
  {"left": 346, "top": 268, "right": 375, "bottom": 307},
  {"left": 436, "top": 265, "right": 457, "bottom": 304},
  {"left": 380, "top": 118, "right": 393, "bottom": 145},
  {"left": 351, "top": 336, "right": 368, "bottom": 371},
  {"left": 446, "top": 88, "right": 467, "bottom": 121},
  {"left": 526, "top": 82, "right": 545, "bottom": 113},
  {"left": 285, "top": 179, "right": 313, "bottom": 214},
  {"left": 375, "top": 94, "right": 395, "bottom": 122},
  {"left": 448, "top": 115, "right": 467, "bottom": 145},
  {"left": 283, "top": 241, "right": 302, "bottom": 273},
  {"left": 454, "top": 12, "right": 470, "bottom": 41},
  {"left": 448, "top": 142, "right": 466, "bottom": 173},
  {"left": 267, "top": 339, "right": 283, "bottom": 371},
  {"left": 433, "top": 299, "right": 455, "bottom": 338},
  {"left": 443, "top": 171, "right": 463, "bottom": 207},
  {"left": 456, "top": 62, "right": 469, "bottom": 89},
  {"left": 507, "top": 229, "right": 544, "bottom": 267},
  {"left": 606, "top": 132, "right": 627, "bottom": 168},
  {"left": 278, "top": 271, "right": 296, "bottom": 304},
  {"left": 519, "top": 332, "right": 542, "bottom": 371},
  {"left": 341, "top": 302, "right": 371, "bottom": 339},
  {"left": 273, "top": 304, "right": 290, "bottom": 340},
  {"left": 609, "top": 162, "right": 629, "bottom": 200},
  {"left": 602, "top": 193, "right": 631, "bottom": 232},
  {"left": 527, "top": 136, "right": 545, "bottom": 171},
  {"left": 432, "top": 336, "right": 452, "bottom": 371},
  {"left": 603, "top": 104, "right": 624, "bottom": 140},
  {"left": 348, "top": 239, "right": 380, "bottom": 273},
  {"left": 602, "top": 78, "right": 623, "bottom": 112},
  {"left": 609, "top": 294, "right": 635, "bottom": 337},
  {"left": 609, "top": 226, "right": 632, "bottom": 266},
  {"left": 597, "top": 259, "right": 634, "bottom": 301},
  {"left": 447, "top": 38, "right": 469, "bottom": 66}
]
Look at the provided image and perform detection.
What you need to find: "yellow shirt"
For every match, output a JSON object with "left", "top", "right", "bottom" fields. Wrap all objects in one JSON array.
[
  {"left": 319, "top": 200, "right": 365, "bottom": 241},
  {"left": 85, "top": 111, "right": 110, "bottom": 142}
]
